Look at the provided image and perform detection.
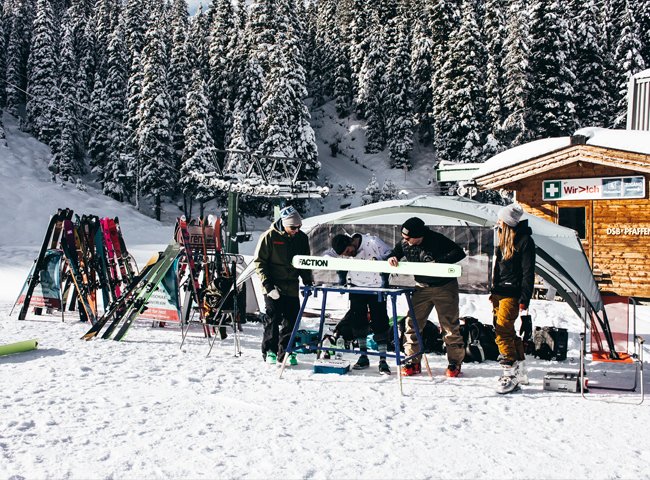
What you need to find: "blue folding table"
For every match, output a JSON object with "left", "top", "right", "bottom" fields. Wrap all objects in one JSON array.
[{"left": 279, "top": 285, "right": 433, "bottom": 393}]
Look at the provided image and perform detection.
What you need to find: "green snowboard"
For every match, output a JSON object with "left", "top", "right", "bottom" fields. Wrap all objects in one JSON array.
[{"left": 0, "top": 340, "right": 39, "bottom": 356}]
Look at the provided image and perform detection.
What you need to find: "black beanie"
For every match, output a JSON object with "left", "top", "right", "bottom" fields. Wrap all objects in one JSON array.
[
  {"left": 401, "top": 217, "right": 426, "bottom": 238},
  {"left": 332, "top": 234, "right": 352, "bottom": 255}
]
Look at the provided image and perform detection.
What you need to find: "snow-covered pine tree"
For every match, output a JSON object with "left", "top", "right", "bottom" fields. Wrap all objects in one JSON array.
[
  {"left": 380, "top": 178, "right": 398, "bottom": 201},
  {"left": 181, "top": 69, "right": 218, "bottom": 216},
  {"left": 482, "top": 0, "right": 506, "bottom": 157},
  {"left": 500, "top": 0, "right": 532, "bottom": 146},
  {"left": 93, "top": 0, "right": 120, "bottom": 60},
  {"left": 527, "top": 0, "right": 577, "bottom": 138},
  {"left": 167, "top": 0, "right": 189, "bottom": 173},
  {"left": 87, "top": 70, "right": 112, "bottom": 182},
  {"left": 312, "top": 0, "right": 338, "bottom": 107},
  {"left": 612, "top": 0, "right": 646, "bottom": 127},
  {"left": 571, "top": 0, "right": 611, "bottom": 128},
  {"left": 410, "top": 0, "right": 434, "bottom": 145},
  {"left": 361, "top": 174, "right": 381, "bottom": 205},
  {"left": 4, "top": 0, "right": 33, "bottom": 115},
  {"left": 436, "top": 0, "right": 487, "bottom": 163},
  {"left": 385, "top": 12, "right": 413, "bottom": 169},
  {"left": 237, "top": 0, "right": 248, "bottom": 30},
  {"left": 124, "top": 0, "right": 148, "bottom": 76},
  {"left": 258, "top": 46, "right": 299, "bottom": 166},
  {"left": 186, "top": 6, "right": 210, "bottom": 80},
  {"left": 124, "top": 49, "right": 143, "bottom": 195},
  {"left": 281, "top": 0, "right": 318, "bottom": 176},
  {"left": 430, "top": 0, "right": 459, "bottom": 160},
  {"left": 26, "top": 0, "right": 59, "bottom": 144},
  {"left": 135, "top": 20, "right": 175, "bottom": 220},
  {"left": 244, "top": 0, "right": 279, "bottom": 73},
  {"left": 333, "top": 37, "right": 354, "bottom": 117},
  {"left": 598, "top": 0, "right": 620, "bottom": 127},
  {"left": 348, "top": 0, "right": 370, "bottom": 115},
  {"left": 50, "top": 21, "right": 84, "bottom": 182},
  {"left": 639, "top": 0, "right": 650, "bottom": 66},
  {"left": 102, "top": 19, "right": 130, "bottom": 201},
  {"left": 208, "top": 0, "right": 238, "bottom": 153},
  {"left": 227, "top": 55, "right": 264, "bottom": 155},
  {"left": 298, "top": 0, "right": 316, "bottom": 99},
  {"left": 66, "top": 1, "right": 93, "bottom": 149},
  {"left": 360, "top": 9, "right": 388, "bottom": 153},
  {"left": 0, "top": 4, "right": 6, "bottom": 109}
]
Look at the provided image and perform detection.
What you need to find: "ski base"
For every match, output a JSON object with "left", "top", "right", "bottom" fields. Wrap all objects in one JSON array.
[{"left": 292, "top": 255, "right": 461, "bottom": 277}]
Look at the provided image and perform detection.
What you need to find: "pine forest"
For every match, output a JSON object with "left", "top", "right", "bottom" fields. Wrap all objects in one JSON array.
[{"left": 0, "top": 0, "right": 648, "bottom": 218}]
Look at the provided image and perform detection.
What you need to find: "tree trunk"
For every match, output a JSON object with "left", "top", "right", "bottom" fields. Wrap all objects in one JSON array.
[{"left": 155, "top": 194, "right": 161, "bottom": 221}]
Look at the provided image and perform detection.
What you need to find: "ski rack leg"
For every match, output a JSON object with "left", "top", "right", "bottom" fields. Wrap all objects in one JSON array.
[
  {"left": 179, "top": 289, "right": 194, "bottom": 350},
  {"left": 279, "top": 287, "right": 312, "bottom": 379}
]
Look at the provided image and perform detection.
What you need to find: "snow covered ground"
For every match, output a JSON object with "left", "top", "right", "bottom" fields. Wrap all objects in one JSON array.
[{"left": 2, "top": 112, "right": 650, "bottom": 479}]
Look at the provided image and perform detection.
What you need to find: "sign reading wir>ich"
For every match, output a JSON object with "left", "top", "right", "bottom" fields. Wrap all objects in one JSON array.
[{"left": 542, "top": 176, "right": 646, "bottom": 201}]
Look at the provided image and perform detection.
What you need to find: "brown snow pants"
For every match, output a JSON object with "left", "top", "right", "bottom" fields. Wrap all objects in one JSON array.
[{"left": 404, "top": 280, "right": 465, "bottom": 365}]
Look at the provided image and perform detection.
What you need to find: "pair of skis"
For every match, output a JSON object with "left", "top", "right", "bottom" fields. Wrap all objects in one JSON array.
[
  {"left": 82, "top": 242, "right": 181, "bottom": 341},
  {"left": 13, "top": 208, "right": 73, "bottom": 320}
]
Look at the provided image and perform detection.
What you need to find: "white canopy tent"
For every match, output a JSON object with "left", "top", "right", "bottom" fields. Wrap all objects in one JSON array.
[
  {"left": 238, "top": 196, "right": 621, "bottom": 355},
  {"left": 240, "top": 196, "right": 604, "bottom": 316}
]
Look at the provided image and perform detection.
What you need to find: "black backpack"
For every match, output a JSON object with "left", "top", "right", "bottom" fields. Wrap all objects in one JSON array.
[
  {"left": 459, "top": 316, "right": 500, "bottom": 363},
  {"left": 532, "top": 326, "right": 568, "bottom": 361}
]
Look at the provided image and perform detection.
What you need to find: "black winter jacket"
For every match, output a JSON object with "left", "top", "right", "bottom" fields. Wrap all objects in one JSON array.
[
  {"left": 491, "top": 220, "right": 536, "bottom": 308},
  {"left": 254, "top": 219, "right": 312, "bottom": 297},
  {"left": 389, "top": 228, "right": 466, "bottom": 287}
]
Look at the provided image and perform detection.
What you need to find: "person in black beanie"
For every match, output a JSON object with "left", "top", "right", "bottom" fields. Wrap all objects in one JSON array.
[{"left": 388, "top": 217, "right": 466, "bottom": 377}]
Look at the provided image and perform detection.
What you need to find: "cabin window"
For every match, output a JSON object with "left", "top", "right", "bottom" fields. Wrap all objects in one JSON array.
[{"left": 558, "top": 207, "right": 586, "bottom": 239}]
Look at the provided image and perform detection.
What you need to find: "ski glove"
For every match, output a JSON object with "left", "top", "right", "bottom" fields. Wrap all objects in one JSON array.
[{"left": 267, "top": 288, "right": 281, "bottom": 300}]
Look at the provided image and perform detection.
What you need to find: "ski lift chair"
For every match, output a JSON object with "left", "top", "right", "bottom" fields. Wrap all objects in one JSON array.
[{"left": 581, "top": 295, "right": 645, "bottom": 404}]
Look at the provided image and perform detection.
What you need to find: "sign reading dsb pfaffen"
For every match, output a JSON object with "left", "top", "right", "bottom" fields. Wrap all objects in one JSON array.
[{"left": 543, "top": 176, "right": 646, "bottom": 201}]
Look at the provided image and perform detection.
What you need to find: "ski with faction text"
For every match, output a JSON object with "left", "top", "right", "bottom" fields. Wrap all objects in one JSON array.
[{"left": 292, "top": 255, "right": 462, "bottom": 277}]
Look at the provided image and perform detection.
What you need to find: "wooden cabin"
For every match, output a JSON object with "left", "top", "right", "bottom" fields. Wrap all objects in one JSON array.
[{"left": 473, "top": 128, "right": 650, "bottom": 299}]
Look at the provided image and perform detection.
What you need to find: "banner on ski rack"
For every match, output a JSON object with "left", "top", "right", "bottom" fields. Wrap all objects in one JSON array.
[
  {"left": 138, "top": 289, "right": 181, "bottom": 322},
  {"left": 308, "top": 224, "right": 494, "bottom": 294},
  {"left": 139, "top": 259, "right": 181, "bottom": 323},
  {"left": 16, "top": 249, "right": 64, "bottom": 310}
]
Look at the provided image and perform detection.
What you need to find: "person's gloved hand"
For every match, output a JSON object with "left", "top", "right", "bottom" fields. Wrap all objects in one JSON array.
[
  {"left": 303, "top": 279, "right": 314, "bottom": 287},
  {"left": 267, "top": 288, "right": 281, "bottom": 300}
]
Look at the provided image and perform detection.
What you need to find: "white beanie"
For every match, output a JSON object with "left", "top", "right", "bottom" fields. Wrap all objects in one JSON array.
[{"left": 498, "top": 203, "right": 524, "bottom": 227}]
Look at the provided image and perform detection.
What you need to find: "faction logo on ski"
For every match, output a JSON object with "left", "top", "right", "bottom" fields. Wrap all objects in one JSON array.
[{"left": 299, "top": 258, "right": 329, "bottom": 267}]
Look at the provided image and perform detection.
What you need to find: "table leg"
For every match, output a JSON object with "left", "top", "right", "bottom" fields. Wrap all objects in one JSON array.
[
  {"left": 315, "top": 290, "right": 328, "bottom": 360},
  {"left": 390, "top": 294, "right": 404, "bottom": 395}
]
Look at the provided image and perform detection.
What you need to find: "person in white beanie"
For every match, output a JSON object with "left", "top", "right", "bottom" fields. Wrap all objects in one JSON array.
[
  {"left": 491, "top": 203, "right": 536, "bottom": 394},
  {"left": 324, "top": 233, "right": 393, "bottom": 375},
  {"left": 254, "top": 206, "right": 313, "bottom": 366}
]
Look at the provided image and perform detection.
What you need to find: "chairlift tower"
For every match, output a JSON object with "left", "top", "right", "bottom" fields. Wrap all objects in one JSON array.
[{"left": 191, "top": 149, "right": 329, "bottom": 253}]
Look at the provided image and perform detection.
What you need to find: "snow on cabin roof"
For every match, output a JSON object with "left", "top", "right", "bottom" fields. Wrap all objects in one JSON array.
[
  {"left": 474, "top": 137, "right": 571, "bottom": 178},
  {"left": 574, "top": 127, "right": 650, "bottom": 155},
  {"left": 474, "top": 127, "right": 650, "bottom": 179}
]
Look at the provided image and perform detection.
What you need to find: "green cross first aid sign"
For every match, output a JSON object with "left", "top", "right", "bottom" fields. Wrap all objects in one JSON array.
[{"left": 543, "top": 180, "right": 562, "bottom": 200}]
